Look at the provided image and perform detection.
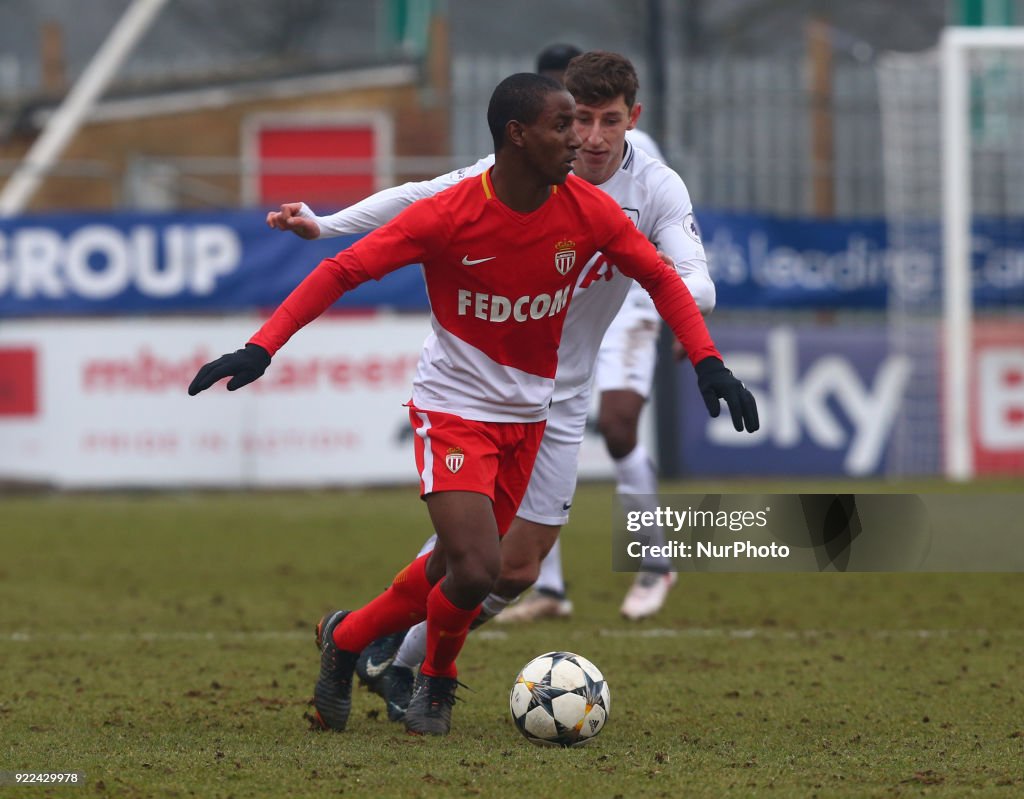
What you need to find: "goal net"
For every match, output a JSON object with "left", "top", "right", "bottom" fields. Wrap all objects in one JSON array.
[{"left": 878, "top": 27, "right": 1024, "bottom": 480}]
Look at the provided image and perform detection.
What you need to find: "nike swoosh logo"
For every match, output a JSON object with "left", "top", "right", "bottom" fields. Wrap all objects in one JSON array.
[
  {"left": 562, "top": 502, "right": 573, "bottom": 511},
  {"left": 363, "top": 656, "right": 393, "bottom": 678},
  {"left": 462, "top": 255, "right": 496, "bottom": 266}
]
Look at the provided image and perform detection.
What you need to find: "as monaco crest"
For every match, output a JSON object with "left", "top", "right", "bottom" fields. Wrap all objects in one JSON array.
[
  {"left": 445, "top": 447, "right": 465, "bottom": 473},
  {"left": 554, "top": 239, "right": 576, "bottom": 275}
]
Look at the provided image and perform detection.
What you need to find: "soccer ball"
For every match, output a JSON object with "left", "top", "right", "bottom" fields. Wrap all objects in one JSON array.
[{"left": 509, "top": 651, "right": 610, "bottom": 747}]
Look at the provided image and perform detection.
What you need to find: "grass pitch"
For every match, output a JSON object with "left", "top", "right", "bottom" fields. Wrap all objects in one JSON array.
[{"left": 2, "top": 482, "right": 1022, "bottom": 798}]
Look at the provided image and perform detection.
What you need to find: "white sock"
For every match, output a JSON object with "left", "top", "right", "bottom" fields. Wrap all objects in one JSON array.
[
  {"left": 614, "top": 443, "right": 658, "bottom": 495},
  {"left": 390, "top": 535, "right": 437, "bottom": 670},
  {"left": 393, "top": 621, "right": 426, "bottom": 670},
  {"left": 615, "top": 445, "right": 670, "bottom": 572},
  {"left": 391, "top": 590, "right": 512, "bottom": 671},
  {"left": 534, "top": 538, "right": 567, "bottom": 596},
  {"left": 473, "top": 593, "right": 512, "bottom": 627}
]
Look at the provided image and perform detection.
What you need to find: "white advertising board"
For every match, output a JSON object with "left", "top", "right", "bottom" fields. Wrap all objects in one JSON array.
[{"left": 0, "top": 316, "right": 619, "bottom": 489}]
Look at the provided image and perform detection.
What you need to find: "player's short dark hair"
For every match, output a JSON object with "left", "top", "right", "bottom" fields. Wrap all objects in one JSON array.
[
  {"left": 535, "top": 43, "right": 583, "bottom": 75},
  {"left": 487, "top": 73, "right": 566, "bottom": 151},
  {"left": 564, "top": 50, "right": 639, "bottom": 109}
]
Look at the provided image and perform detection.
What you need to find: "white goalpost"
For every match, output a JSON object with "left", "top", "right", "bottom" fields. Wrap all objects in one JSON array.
[
  {"left": 0, "top": 0, "right": 169, "bottom": 216},
  {"left": 880, "top": 26, "right": 1024, "bottom": 481},
  {"left": 941, "top": 27, "right": 1024, "bottom": 480}
]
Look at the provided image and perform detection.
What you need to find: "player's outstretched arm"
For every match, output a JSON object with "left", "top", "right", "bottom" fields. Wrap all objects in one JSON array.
[
  {"left": 187, "top": 256, "right": 373, "bottom": 396},
  {"left": 191, "top": 192, "right": 443, "bottom": 397},
  {"left": 267, "top": 155, "right": 495, "bottom": 240},
  {"left": 186, "top": 258, "right": 352, "bottom": 396},
  {"left": 188, "top": 344, "right": 271, "bottom": 395}
]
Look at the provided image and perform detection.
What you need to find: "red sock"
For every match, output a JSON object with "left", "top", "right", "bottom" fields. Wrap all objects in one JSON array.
[
  {"left": 334, "top": 552, "right": 434, "bottom": 652},
  {"left": 421, "top": 580, "right": 481, "bottom": 679}
]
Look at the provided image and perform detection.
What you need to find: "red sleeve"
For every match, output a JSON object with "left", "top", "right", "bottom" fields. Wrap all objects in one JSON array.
[
  {"left": 597, "top": 210, "right": 721, "bottom": 366},
  {"left": 249, "top": 200, "right": 443, "bottom": 355}
]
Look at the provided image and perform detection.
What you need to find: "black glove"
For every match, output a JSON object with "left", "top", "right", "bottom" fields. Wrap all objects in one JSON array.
[
  {"left": 188, "top": 343, "right": 271, "bottom": 396},
  {"left": 694, "top": 356, "right": 759, "bottom": 433}
]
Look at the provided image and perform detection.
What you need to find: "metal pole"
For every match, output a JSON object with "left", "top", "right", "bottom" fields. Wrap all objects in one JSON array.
[
  {"left": 644, "top": 0, "right": 667, "bottom": 146},
  {"left": 941, "top": 28, "right": 972, "bottom": 481},
  {"left": 938, "top": 26, "right": 1024, "bottom": 480},
  {"left": 807, "top": 17, "right": 835, "bottom": 218},
  {"left": 0, "top": 0, "right": 170, "bottom": 216},
  {"left": 645, "top": 0, "right": 679, "bottom": 477}
]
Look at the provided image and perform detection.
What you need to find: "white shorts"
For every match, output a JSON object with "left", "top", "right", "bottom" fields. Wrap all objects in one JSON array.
[
  {"left": 594, "top": 288, "right": 660, "bottom": 398},
  {"left": 516, "top": 389, "right": 592, "bottom": 527}
]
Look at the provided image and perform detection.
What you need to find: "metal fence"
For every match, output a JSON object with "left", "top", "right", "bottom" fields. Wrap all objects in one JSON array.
[
  {"left": 3, "top": 53, "right": 894, "bottom": 218},
  {"left": 452, "top": 54, "right": 887, "bottom": 219}
]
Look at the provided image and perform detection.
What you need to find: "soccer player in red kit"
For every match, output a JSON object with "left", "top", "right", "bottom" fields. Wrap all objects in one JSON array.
[{"left": 188, "top": 73, "right": 757, "bottom": 736}]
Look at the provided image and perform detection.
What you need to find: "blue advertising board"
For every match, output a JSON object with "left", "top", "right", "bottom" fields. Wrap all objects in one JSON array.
[
  {"left": 700, "top": 210, "right": 1024, "bottom": 310},
  {"left": 675, "top": 321, "right": 939, "bottom": 478},
  {"left": 0, "top": 209, "right": 427, "bottom": 317},
  {"left": 2, "top": 208, "right": 1022, "bottom": 316},
  {"left": 699, "top": 212, "right": 891, "bottom": 310}
]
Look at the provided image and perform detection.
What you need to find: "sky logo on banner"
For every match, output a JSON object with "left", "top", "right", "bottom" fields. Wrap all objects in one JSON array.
[{"left": 685, "top": 325, "right": 912, "bottom": 477}]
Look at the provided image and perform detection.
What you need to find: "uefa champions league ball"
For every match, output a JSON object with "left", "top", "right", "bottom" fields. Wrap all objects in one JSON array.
[{"left": 509, "top": 651, "right": 610, "bottom": 747}]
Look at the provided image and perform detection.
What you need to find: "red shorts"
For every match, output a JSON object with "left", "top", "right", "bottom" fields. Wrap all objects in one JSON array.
[{"left": 408, "top": 406, "right": 546, "bottom": 535}]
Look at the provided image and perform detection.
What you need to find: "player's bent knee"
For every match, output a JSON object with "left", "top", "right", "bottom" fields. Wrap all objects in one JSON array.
[
  {"left": 497, "top": 546, "right": 544, "bottom": 592},
  {"left": 493, "top": 573, "right": 535, "bottom": 600},
  {"left": 598, "top": 419, "right": 638, "bottom": 460},
  {"left": 447, "top": 556, "right": 501, "bottom": 604},
  {"left": 495, "top": 556, "right": 540, "bottom": 599},
  {"left": 460, "top": 573, "right": 500, "bottom": 606},
  {"left": 598, "top": 390, "right": 645, "bottom": 459}
]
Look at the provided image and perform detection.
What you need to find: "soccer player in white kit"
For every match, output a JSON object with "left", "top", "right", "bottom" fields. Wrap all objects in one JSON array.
[
  {"left": 268, "top": 51, "right": 728, "bottom": 719},
  {"left": 516, "top": 43, "right": 680, "bottom": 623}
]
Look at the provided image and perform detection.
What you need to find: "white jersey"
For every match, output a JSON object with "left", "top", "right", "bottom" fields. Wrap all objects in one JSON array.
[
  {"left": 619, "top": 129, "right": 667, "bottom": 322},
  {"left": 625, "top": 128, "right": 665, "bottom": 162},
  {"left": 303, "top": 142, "right": 713, "bottom": 403}
]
